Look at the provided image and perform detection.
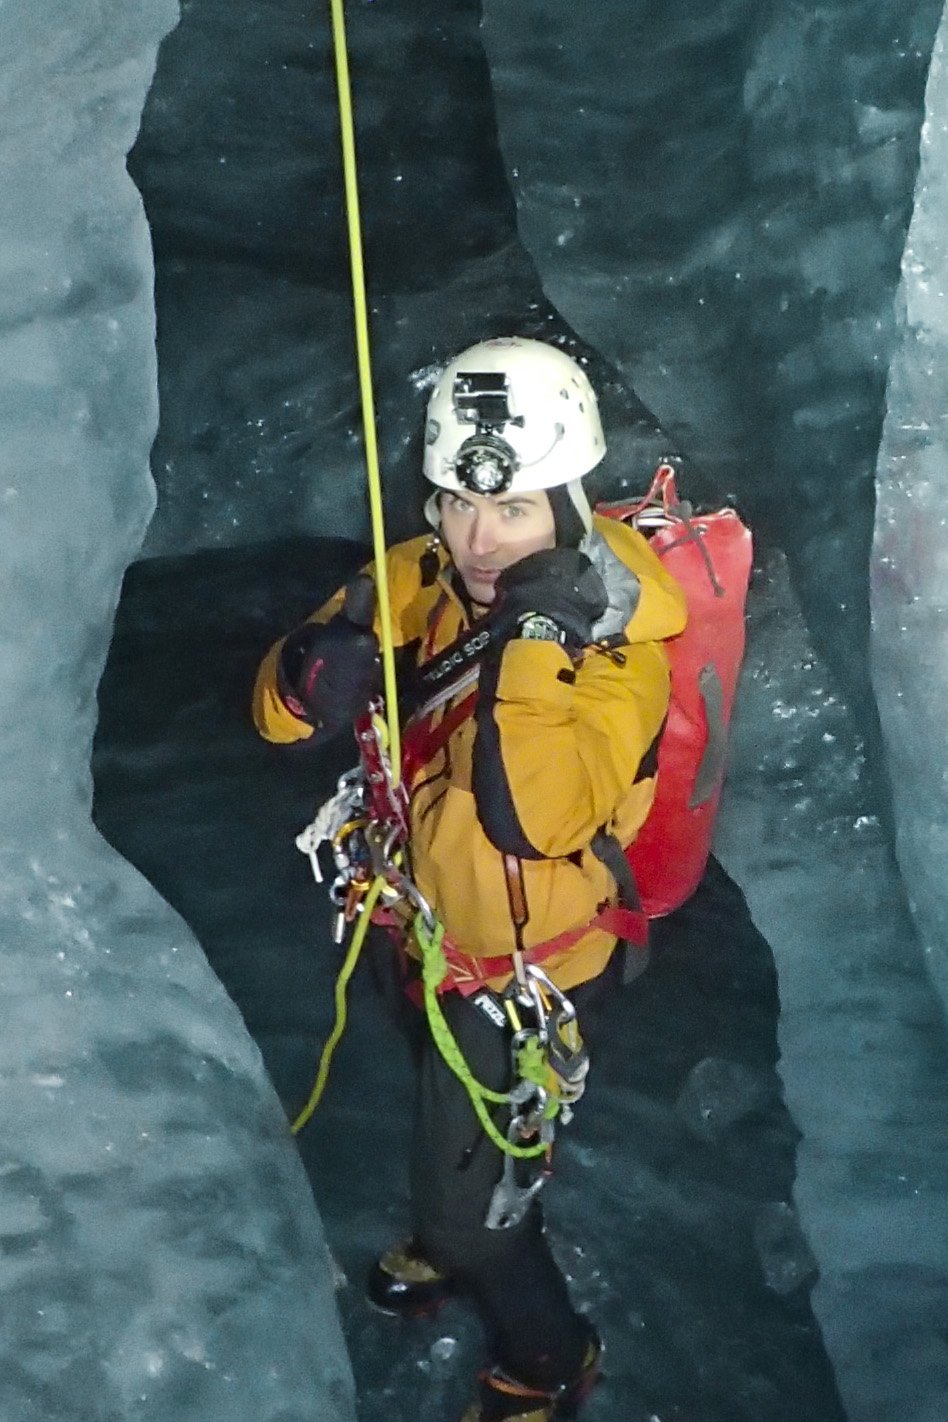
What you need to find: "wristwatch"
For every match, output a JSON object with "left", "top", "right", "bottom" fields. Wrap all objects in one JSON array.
[{"left": 516, "top": 612, "right": 566, "bottom": 644}]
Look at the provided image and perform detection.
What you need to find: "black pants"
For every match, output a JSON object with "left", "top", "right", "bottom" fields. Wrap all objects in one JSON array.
[{"left": 368, "top": 931, "right": 622, "bottom": 1390}]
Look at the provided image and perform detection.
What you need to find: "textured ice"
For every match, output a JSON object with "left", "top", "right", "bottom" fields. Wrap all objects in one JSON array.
[
  {"left": 482, "top": 0, "right": 943, "bottom": 722},
  {"left": 9, "top": 0, "right": 948, "bottom": 1417},
  {"left": 0, "top": 4, "right": 354, "bottom": 1419},
  {"left": 91, "top": 537, "right": 948, "bottom": 1421},
  {"left": 92, "top": 541, "right": 852, "bottom": 1421},
  {"left": 716, "top": 549, "right": 948, "bottom": 1421},
  {"left": 675, "top": 1056, "right": 776, "bottom": 1143},
  {"left": 873, "top": 2, "right": 948, "bottom": 1009},
  {"left": 753, "top": 1201, "right": 819, "bottom": 1298},
  {"left": 130, "top": 0, "right": 674, "bottom": 558}
]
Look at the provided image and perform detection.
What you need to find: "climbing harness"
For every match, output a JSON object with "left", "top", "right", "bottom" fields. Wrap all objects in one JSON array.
[
  {"left": 293, "top": 736, "right": 583, "bottom": 1196},
  {"left": 290, "top": 683, "right": 586, "bottom": 1187},
  {"left": 415, "top": 916, "right": 584, "bottom": 1229}
]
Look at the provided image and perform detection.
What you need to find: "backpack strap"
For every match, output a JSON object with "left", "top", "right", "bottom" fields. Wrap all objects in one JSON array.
[
  {"left": 401, "top": 687, "right": 479, "bottom": 789},
  {"left": 588, "top": 829, "right": 650, "bottom": 982}
]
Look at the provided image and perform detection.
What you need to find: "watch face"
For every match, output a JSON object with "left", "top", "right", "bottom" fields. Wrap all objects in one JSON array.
[{"left": 518, "top": 613, "right": 564, "bottom": 643}]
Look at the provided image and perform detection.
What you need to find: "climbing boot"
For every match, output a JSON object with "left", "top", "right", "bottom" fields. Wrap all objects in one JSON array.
[
  {"left": 458, "top": 1334, "right": 602, "bottom": 1422},
  {"left": 366, "top": 1238, "right": 453, "bottom": 1317}
]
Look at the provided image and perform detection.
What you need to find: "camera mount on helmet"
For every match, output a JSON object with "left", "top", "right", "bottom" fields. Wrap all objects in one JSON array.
[
  {"left": 423, "top": 339, "right": 606, "bottom": 520},
  {"left": 451, "top": 371, "right": 523, "bottom": 495}
]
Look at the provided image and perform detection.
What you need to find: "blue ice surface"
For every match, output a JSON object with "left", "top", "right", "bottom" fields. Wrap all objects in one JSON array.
[
  {"left": 0, "top": 3, "right": 355, "bottom": 1418},
  {"left": 873, "top": 2, "right": 948, "bottom": 1011},
  {"left": 5, "top": 0, "right": 948, "bottom": 1416}
]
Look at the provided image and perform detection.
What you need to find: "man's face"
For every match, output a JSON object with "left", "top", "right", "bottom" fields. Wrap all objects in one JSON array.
[{"left": 438, "top": 488, "right": 556, "bottom": 606}]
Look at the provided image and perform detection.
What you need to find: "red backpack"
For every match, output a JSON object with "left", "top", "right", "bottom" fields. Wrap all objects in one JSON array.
[{"left": 598, "top": 464, "right": 753, "bottom": 917}]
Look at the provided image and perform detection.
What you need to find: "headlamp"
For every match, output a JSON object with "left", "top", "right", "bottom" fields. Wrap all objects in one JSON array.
[
  {"left": 450, "top": 370, "right": 522, "bottom": 494},
  {"left": 454, "top": 433, "right": 518, "bottom": 494}
]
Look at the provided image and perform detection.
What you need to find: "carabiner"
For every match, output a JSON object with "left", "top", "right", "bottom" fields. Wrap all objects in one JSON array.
[
  {"left": 396, "top": 873, "right": 437, "bottom": 933},
  {"left": 524, "top": 963, "right": 578, "bottom": 1027},
  {"left": 485, "top": 1117, "right": 552, "bottom": 1230}
]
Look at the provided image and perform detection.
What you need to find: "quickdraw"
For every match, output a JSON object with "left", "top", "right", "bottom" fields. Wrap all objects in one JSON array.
[{"left": 290, "top": 705, "right": 413, "bottom": 1135}]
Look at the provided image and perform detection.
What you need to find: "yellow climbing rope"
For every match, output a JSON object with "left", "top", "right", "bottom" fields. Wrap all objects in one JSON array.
[
  {"left": 291, "top": 2, "right": 397, "bottom": 1138},
  {"left": 292, "top": 874, "right": 384, "bottom": 1134},
  {"left": 328, "top": 0, "right": 401, "bottom": 777},
  {"left": 291, "top": 5, "right": 558, "bottom": 1159}
]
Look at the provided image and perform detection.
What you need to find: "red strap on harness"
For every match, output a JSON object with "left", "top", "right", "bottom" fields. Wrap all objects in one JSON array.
[
  {"left": 374, "top": 898, "right": 647, "bottom": 998},
  {"left": 450, "top": 901, "right": 648, "bottom": 995},
  {"left": 394, "top": 678, "right": 648, "bottom": 994}
]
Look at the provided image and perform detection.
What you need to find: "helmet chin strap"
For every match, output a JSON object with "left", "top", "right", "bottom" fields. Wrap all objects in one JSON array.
[{"left": 423, "top": 489, "right": 443, "bottom": 530}]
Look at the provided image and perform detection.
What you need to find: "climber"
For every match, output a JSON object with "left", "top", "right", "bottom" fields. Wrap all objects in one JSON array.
[{"left": 253, "top": 337, "right": 687, "bottom": 1421}]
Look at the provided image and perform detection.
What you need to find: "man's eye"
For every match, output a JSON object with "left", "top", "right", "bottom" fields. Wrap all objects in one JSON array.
[{"left": 503, "top": 504, "right": 526, "bottom": 519}]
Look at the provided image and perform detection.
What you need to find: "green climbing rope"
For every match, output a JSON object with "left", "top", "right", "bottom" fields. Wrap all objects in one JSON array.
[{"left": 415, "top": 913, "right": 555, "bottom": 1160}]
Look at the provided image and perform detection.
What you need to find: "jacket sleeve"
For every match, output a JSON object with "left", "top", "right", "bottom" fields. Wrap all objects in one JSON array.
[
  {"left": 251, "top": 539, "right": 434, "bottom": 744},
  {"left": 471, "top": 637, "right": 672, "bottom": 858},
  {"left": 251, "top": 581, "right": 349, "bottom": 744}
]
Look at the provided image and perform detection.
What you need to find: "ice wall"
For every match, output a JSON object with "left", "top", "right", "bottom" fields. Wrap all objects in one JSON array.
[
  {"left": 0, "top": 5, "right": 354, "bottom": 1418},
  {"left": 129, "top": 0, "right": 674, "bottom": 558},
  {"left": 479, "top": 7, "right": 948, "bottom": 1413},
  {"left": 482, "top": 0, "right": 942, "bottom": 732},
  {"left": 873, "top": 3, "right": 948, "bottom": 1013}
]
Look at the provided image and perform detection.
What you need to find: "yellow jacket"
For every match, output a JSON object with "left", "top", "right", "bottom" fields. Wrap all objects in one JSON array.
[{"left": 253, "top": 515, "right": 687, "bottom": 993}]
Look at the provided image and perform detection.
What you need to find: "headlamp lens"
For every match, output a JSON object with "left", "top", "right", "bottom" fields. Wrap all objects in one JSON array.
[{"left": 454, "top": 434, "right": 518, "bottom": 494}]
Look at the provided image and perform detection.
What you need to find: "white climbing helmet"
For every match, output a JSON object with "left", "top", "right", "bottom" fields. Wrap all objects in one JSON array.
[{"left": 423, "top": 337, "right": 606, "bottom": 499}]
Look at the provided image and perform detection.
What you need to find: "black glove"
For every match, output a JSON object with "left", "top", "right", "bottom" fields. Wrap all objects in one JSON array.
[
  {"left": 277, "top": 574, "right": 381, "bottom": 733},
  {"left": 489, "top": 548, "right": 609, "bottom": 650}
]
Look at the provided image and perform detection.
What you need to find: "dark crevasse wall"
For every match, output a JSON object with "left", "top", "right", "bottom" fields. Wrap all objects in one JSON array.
[
  {"left": 131, "top": 0, "right": 944, "bottom": 821},
  {"left": 131, "top": 0, "right": 682, "bottom": 558},
  {"left": 3, "top": 2, "right": 945, "bottom": 1417},
  {"left": 482, "top": 0, "right": 944, "bottom": 799},
  {"left": 742, "top": 2, "right": 941, "bottom": 764},
  {"left": 82, "top": 4, "right": 948, "bottom": 1418}
]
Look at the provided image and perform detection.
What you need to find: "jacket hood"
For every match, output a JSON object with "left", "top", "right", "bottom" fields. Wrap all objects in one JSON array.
[{"left": 583, "top": 515, "right": 688, "bottom": 645}]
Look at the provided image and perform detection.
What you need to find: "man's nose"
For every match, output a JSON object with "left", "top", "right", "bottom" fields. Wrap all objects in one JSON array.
[{"left": 468, "top": 511, "right": 500, "bottom": 557}]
